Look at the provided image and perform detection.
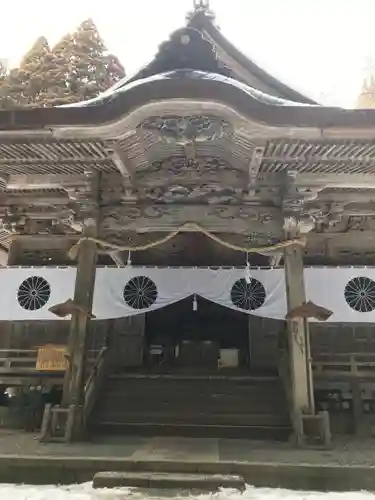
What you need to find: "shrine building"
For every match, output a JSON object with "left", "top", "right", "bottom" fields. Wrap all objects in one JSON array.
[{"left": 0, "top": 1, "right": 374, "bottom": 445}]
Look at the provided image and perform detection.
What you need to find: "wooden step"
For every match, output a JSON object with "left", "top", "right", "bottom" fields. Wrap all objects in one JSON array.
[
  {"left": 106, "top": 377, "right": 281, "bottom": 388},
  {"left": 93, "top": 422, "right": 292, "bottom": 440},
  {"left": 104, "top": 385, "right": 286, "bottom": 397},
  {"left": 95, "top": 411, "right": 290, "bottom": 427},
  {"left": 104, "top": 387, "right": 286, "bottom": 402},
  {"left": 98, "top": 401, "right": 288, "bottom": 416},
  {"left": 92, "top": 374, "right": 291, "bottom": 441}
]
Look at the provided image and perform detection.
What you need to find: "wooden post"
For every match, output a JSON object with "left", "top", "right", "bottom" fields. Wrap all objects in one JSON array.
[
  {"left": 349, "top": 356, "right": 365, "bottom": 436},
  {"left": 62, "top": 219, "right": 98, "bottom": 440},
  {"left": 283, "top": 219, "right": 315, "bottom": 440}
]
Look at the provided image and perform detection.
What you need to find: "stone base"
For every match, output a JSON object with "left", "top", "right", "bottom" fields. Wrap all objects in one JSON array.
[
  {"left": 93, "top": 471, "right": 245, "bottom": 491},
  {"left": 294, "top": 410, "right": 331, "bottom": 449}
]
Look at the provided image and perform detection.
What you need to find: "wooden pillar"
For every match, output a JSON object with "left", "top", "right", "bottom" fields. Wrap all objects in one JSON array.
[
  {"left": 7, "top": 240, "right": 21, "bottom": 266},
  {"left": 349, "top": 356, "right": 366, "bottom": 436},
  {"left": 62, "top": 218, "right": 98, "bottom": 441},
  {"left": 248, "top": 317, "right": 252, "bottom": 369},
  {"left": 284, "top": 221, "right": 315, "bottom": 421}
]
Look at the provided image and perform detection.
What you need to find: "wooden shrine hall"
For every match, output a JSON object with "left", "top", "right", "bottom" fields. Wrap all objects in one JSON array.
[{"left": 0, "top": 1, "right": 375, "bottom": 446}]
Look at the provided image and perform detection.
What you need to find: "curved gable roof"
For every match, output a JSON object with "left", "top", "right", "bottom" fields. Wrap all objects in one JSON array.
[
  {"left": 187, "top": 10, "right": 316, "bottom": 105},
  {"left": 61, "top": 8, "right": 316, "bottom": 110},
  {"left": 2, "top": 69, "right": 375, "bottom": 133}
]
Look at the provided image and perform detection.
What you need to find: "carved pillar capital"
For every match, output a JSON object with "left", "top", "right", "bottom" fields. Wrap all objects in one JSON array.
[
  {"left": 64, "top": 170, "right": 100, "bottom": 224},
  {"left": 283, "top": 216, "right": 300, "bottom": 238},
  {"left": 281, "top": 170, "right": 318, "bottom": 233}
]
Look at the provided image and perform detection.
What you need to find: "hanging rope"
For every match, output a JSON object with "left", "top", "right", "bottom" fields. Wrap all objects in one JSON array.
[{"left": 68, "top": 222, "right": 306, "bottom": 260}]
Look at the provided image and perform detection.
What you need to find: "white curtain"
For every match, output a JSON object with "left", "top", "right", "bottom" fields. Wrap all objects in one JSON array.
[
  {"left": 1, "top": 266, "right": 375, "bottom": 323},
  {"left": 305, "top": 267, "right": 375, "bottom": 323},
  {"left": 93, "top": 267, "right": 286, "bottom": 320},
  {"left": 0, "top": 267, "right": 76, "bottom": 321}
]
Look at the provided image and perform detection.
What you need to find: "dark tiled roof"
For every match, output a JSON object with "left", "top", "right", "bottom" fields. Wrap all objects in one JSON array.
[{"left": 0, "top": 69, "right": 374, "bottom": 132}]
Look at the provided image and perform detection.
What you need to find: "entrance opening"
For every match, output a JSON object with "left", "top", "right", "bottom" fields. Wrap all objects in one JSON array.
[{"left": 144, "top": 296, "right": 249, "bottom": 372}]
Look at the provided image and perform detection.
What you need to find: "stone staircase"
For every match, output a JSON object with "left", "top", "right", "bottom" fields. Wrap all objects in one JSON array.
[{"left": 90, "top": 373, "right": 292, "bottom": 440}]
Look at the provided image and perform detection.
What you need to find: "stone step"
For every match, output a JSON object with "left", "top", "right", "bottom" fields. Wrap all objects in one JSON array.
[{"left": 93, "top": 471, "right": 245, "bottom": 490}]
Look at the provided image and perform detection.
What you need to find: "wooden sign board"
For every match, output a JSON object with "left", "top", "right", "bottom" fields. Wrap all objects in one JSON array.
[{"left": 36, "top": 344, "right": 68, "bottom": 372}]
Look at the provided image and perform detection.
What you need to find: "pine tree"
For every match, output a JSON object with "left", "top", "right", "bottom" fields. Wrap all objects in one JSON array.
[
  {"left": 63, "top": 19, "right": 125, "bottom": 102},
  {"left": 2, "top": 36, "right": 53, "bottom": 107},
  {"left": 0, "top": 20, "right": 126, "bottom": 108},
  {"left": 41, "top": 33, "right": 76, "bottom": 106},
  {"left": 0, "top": 59, "right": 12, "bottom": 109},
  {"left": 0, "top": 59, "right": 8, "bottom": 79},
  {"left": 44, "top": 19, "right": 125, "bottom": 105}
]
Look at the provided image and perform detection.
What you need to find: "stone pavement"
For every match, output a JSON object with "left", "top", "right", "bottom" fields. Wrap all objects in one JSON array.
[{"left": 0, "top": 430, "right": 375, "bottom": 466}]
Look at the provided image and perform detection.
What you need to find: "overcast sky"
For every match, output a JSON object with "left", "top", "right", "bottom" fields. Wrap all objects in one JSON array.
[{"left": 0, "top": 0, "right": 373, "bottom": 107}]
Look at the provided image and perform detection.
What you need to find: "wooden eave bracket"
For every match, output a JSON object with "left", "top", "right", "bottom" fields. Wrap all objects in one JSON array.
[
  {"left": 285, "top": 301, "right": 333, "bottom": 322},
  {"left": 48, "top": 299, "right": 96, "bottom": 319}
]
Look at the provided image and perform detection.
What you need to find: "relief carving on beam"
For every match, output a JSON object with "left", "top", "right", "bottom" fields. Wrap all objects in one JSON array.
[
  {"left": 135, "top": 156, "right": 243, "bottom": 182},
  {"left": 282, "top": 171, "right": 319, "bottom": 214},
  {"left": 138, "top": 184, "right": 245, "bottom": 205},
  {"left": 345, "top": 215, "right": 375, "bottom": 232},
  {"left": 138, "top": 116, "right": 233, "bottom": 145},
  {"left": 209, "top": 206, "right": 274, "bottom": 224},
  {"left": 0, "top": 203, "right": 77, "bottom": 235},
  {"left": 100, "top": 204, "right": 282, "bottom": 236},
  {"left": 310, "top": 203, "right": 346, "bottom": 233}
]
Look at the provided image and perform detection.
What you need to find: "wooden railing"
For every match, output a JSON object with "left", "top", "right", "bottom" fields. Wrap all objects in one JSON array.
[
  {"left": 84, "top": 346, "right": 109, "bottom": 424},
  {"left": 0, "top": 348, "right": 100, "bottom": 375},
  {"left": 40, "top": 346, "right": 110, "bottom": 443},
  {"left": 312, "top": 353, "right": 375, "bottom": 377}
]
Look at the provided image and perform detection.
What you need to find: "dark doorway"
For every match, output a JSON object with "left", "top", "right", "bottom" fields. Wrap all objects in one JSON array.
[{"left": 145, "top": 296, "right": 249, "bottom": 372}]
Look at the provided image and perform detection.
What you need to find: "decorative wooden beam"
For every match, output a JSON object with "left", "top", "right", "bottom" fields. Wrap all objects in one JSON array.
[
  {"left": 107, "top": 143, "right": 134, "bottom": 178},
  {"left": 3, "top": 194, "right": 70, "bottom": 206},
  {"left": 296, "top": 173, "right": 375, "bottom": 190},
  {"left": 106, "top": 143, "right": 137, "bottom": 202},
  {"left": 0, "top": 158, "right": 109, "bottom": 166},
  {"left": 247, "top": 146, "right": 265, "bottom": 197},
  {"left": 100, "top": 204, "right": 283, "bottom": 236},
  {"left": 9, "top": 174, "right": 82, "bottom": 187}
]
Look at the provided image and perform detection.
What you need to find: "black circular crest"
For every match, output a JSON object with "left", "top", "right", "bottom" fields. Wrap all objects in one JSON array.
[
  {"left": 17, "top": 276, "right": 51, "bottom": 311},
  {"left": 123, "top": 276, "right": 158, "bottom": 310},
  {"left": 230, "top": 278, "right": 266, "bottom": 311},
  {"left": 344, "top": 276, "right": 375, "bottom": 313}
]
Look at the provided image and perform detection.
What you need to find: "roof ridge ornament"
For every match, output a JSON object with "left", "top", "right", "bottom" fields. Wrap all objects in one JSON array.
[
  {"left": 193, "top": 0, "right": 210, "bottom": 10},
  {"left": 187, "top": 0, "right": 215, "bottom": 21}
]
